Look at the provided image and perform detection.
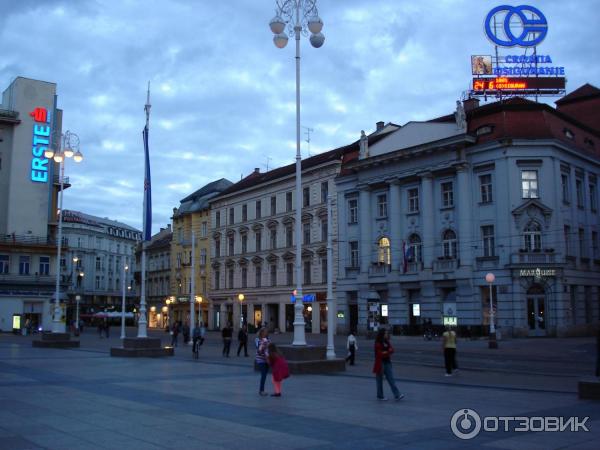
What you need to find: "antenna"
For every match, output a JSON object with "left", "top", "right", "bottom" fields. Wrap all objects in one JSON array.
[
  {"left": 263, "top": 156, "right": 272, "bottom": 172},
  {"left": 303, "top": 126, "right": 314, "bottom": 157}
]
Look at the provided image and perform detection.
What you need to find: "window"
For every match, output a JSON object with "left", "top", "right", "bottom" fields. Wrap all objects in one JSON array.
[
  {"left": 201, "top": 221, "right": 207, "bottom": 237},
  {"left": 561, "top": 225, "right": 569, "bottom": 256},
  {"left": 256, "top": 200, "right": 262, "bottom": 219},
  {"left": 579, "top": 228, "right": 585, "bottom": 258},
  {"left": 378, "top": 237, "right": 391, "bottom": 265},
  {"left": 39, "top": 256, "right": 50, "bottom": 275},
  {"left": 255, "top": 266, "right": 262, "bottom": 288},
  {"left": 304, "top": 261, "right": 311, "bottom": 285},
  {"left": 592, "top": 231, "right": 599, "bottom": 259},
  {"left": 321, "top": 220, "right": 327, "bottom": 242},
  {"left": 348, "top": 199, "right": 358, "bottom": 224},
  {"left": 242, "top": 204, "right": 247, "bottom": 222},
  {"left": 255, "top": 231, "right": 262, "bottom": 252},
  {"left": 321, "top": 258, "right": 327, "bottom": 283},
  {"left": 215, "top": 211, "right": 221, "bottom": 228},
  {"left": 286, "top": 225, "right": 293, "bottom": 247},
  {"left": 524, "top": 221, "right": 542, "bottom": 252},
  {"left": 442, "top": 230, "right": 457, "bottom": 258},
  {"left": 408, "top": 234, "right": 422, "bottom": 262},
  {"left": 200, "top": 249, "right": 207, "bottom": 265},
  {"left": 303, "top": 223, "right": 311, "bottom": 245},
  {"left": 521, "top": 170, "right": 538, "bottom": 199},
  {"left": 441, "top": 182, "right": 454, "bottom": 207},
  {"left": 321, "top": 181, "right": 328, "bottom": 203},
  {"left": 561, "top": 174, "right": 570, "bottom": 203},
  {"left": 286, "top": 263, "right": 294, "bottom": 286},
  {"left": 229, "top": 208, "right": 235, "bottom": 225},
  {"left": 303, "top": 187, "right": 310, "bottom": 207},
  {"left": 271, "top": 196, "right": 277, "bottom": 215},
  {"left": 377, "top": 194, "right": 387, "bottom": 218},
  {"left": 286, "top": 192, "right": 293, "bottom": 212},
  {"left": 214, "top": 270, "right": 220, "bottom": 290},
  {"left": 590, "top": 182, "right": 597, "bottom": 211},
  {"left": 408, "top": 188, "right": 419, "bottom": 212},
  {"left": 95, "top": 276, "right": 101, "bottom": 289},
  {"left": 228, "top": 268, "right": 234, "bottom": 289},
  {"left": 481, "top": 225, "right": 495, "bottom": 257},
  {"left": 228, "top": 236, "right": 234, "bottom": 256},
  {"left": 215, "top": 238, "right": 221, "bottom": 258},
  {"left": 576, "top": 179, "right": 584, "bottom": 207},
  {"left": 241, "top": 234, "right": 248, "bottom": 253},
  {"left": 96, "top": 257, "right": 101, "bottom": 270},
  {"left": 270, "top": 229, "right": 277, "bottom": 249},
  {"left": 0, "top": 255, "right": 9, "bottom": 274},
  {"left": 270, "top": 264, "right": 277, "bottom": 286},
  {"left": 349, "top": 241, "right": 359, "bottom": 268}
]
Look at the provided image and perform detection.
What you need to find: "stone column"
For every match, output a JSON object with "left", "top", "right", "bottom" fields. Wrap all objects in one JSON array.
[
  {"left": 456, "top": 164, "right": 473, "bottom": 267},
  {"left": 208, "top": 301, "right": 214, "bottom": 329},
  {"left": 359, "top": 186, "right": 372, "bottom": 273},
  {"left": 420, "top": 173, "right": 434, "bottom": 269},
  {"left": 389, "top": 180, "right": 402, "bottom": 270},
  {"left": 219, "top": 302, "right": 227, "bottom": 329}
]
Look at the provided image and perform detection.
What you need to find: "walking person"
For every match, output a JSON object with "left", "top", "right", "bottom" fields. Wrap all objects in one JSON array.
[
  {"left": 255, "top": 327, "right": 270, "bottom": 396},
  {"left": 268, "top": 343, "right": 290, "bottom": 397},
  {"left": 442, "top": 325, "right": 458, "bottom": 377},
  {"left": 346, "top": 330, "right": 358, "bottom": 365},
  {"left": 104, "top": 318, "right": 110, "bottom": 338},
  {"left": 237, "top": 324, "right": 249, "bottom": 357},
  {"left": 97, "top": 319, "right": 103, "bottom": 338},
  {"left": 192, "top": 322, "right": 202, "bottom": 357},
  {"left": 183, "top": 323, "right": 190, "bottom": 345},
  {"left": 222, "top": 323, "right": 232, "bottom": 357},
  {"left": 373, "top": 328, "right": 404, "bottom": 401},
  {"left": 170, "top": 321, "right": 179, "bottom": 347}
]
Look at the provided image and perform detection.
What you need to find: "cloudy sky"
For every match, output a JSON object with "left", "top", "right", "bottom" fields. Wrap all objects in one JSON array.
[{"left": 2, "top": 0, "right": 598, "bottom": 234}]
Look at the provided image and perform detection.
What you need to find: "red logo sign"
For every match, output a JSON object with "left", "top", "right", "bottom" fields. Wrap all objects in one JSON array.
[{"left": 29, "top": 107, "right": 48, "bottom": 123}]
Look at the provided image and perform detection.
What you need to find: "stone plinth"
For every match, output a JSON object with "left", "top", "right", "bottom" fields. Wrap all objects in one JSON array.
[
  {"left": 32, "top": 332, "right": 80, "bottom": 348},
  {"left": 110, "top": 337, "right": 173, "bottom": 357},
  {"left": 277, "top": 345, "right": 345, "bottom": 374},
  {"left": 578, "top": 378, "right": 600, "bottom": 400}
]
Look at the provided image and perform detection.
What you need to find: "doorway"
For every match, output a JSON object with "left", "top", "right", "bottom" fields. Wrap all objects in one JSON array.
[{"left": 526, "top": 285, "right": 546, "bottom": 336}]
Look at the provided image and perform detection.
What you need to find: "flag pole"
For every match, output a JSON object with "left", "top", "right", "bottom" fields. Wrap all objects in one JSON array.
[{"left": 138, "top": 82, "right": 151, "bottom": 338}]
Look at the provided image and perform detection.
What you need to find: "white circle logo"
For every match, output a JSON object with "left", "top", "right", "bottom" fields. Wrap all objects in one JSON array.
[{"left": 451, "top": 409, "right": 482, "bottom": 440}]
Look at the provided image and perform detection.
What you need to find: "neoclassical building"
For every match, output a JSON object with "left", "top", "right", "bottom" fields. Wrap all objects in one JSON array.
[{"left": 336, "top": 85, "right": 600, "bottom": 337}]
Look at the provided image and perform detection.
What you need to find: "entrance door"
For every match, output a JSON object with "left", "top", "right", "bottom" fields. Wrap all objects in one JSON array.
[
  {"left": 527, "top": 295, "right": 546, "bottom": 336},
  {"left": 348, "top": 304, "right": 358, "bottom": 333}
]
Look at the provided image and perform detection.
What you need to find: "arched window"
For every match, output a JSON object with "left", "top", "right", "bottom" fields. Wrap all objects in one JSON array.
[
  {"left": 523, "top": 221, "right": 542, "bottom": 251},
  {"left": 408, "top": 234, "right": 422, "bottom": 263},
  {"left": 378, "top": 237, "right": 391, "bottom": 265},
  {"left": 442, "top": 230, "right": 457, "bottom": 259}
]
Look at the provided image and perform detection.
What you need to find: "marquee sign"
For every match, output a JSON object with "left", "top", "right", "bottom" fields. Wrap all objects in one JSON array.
[
  {"left": 30, "top": 107, "right": 52, "bottom": 183},
  {"left": 472, "top": 76, "right": 566, "bottom": 95},
  {"left": 519, "top": 268, "right": 556, "bottom": 278}
]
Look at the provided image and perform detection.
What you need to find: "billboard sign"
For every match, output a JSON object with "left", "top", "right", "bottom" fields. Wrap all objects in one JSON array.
[{"left": 484, "top": 5, "right": 548, "bottom": 47}]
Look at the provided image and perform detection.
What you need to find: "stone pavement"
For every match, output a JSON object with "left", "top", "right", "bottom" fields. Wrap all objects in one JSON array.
[{"left": 0, "top": 330, "right": 598, "bottom": 449}]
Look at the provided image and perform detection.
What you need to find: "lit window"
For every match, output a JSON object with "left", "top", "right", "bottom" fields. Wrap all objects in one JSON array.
[
  {"left": 378, "top": 237, "right": 391, "bottom": 265},
  {"left": 521, "top": 170, "right": 538, "bottom": 199}
]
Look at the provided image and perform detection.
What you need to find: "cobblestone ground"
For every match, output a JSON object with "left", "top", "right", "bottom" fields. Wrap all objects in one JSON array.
[{"left": 0, "top": 329, "right": 597, "bottom": 449}]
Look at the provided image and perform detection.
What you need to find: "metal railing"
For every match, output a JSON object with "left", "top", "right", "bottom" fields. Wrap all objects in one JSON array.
[
  {"left": 0, "top": 234, "right": 56, "bottom": 246},
  {"left": 511, "top": 251, "right": 556, "bottom": 264},
  {"left": 433, "top": 258, "right": 458, "bottom": 272},
  {"left": 0, "top": 108, "right": 18, "bottom": 119}
]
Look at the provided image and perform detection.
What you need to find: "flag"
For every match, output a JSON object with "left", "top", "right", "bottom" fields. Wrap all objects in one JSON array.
[
  {"left": 143, "top": 125, "right": 152, "bottom": 241},
  {"left": 402, "top": 241, "right": 414, "bottom": 273}
]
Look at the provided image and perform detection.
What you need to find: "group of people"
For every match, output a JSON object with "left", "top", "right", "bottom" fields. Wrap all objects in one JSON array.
[
  {"left": 254, "top": 327, "right": 289, "bottom": 397},
  {"left": 170, "top": 321, "right": 206, "bottom": 348}
]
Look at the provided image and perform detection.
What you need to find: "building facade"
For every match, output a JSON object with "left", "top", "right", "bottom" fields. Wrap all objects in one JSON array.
[
  {"left": 169, "top": 178, "right": 233, "bottom": 329},
  {"left": 336, "top": 87, "right": 600, "bottom": 337},
  {"left": 0, "top": 77, "right": 62, "bottom": 331}
]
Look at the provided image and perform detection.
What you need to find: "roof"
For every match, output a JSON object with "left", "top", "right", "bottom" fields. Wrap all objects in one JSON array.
[
  {"left": 174, "top": 178, "right": 233, "bottom": 217},
  {"left": 556, "top": 83, "right": 600, "bottom": 106},
  {"left": 62, "top": 210, "right": 140, "bottom": 232}
]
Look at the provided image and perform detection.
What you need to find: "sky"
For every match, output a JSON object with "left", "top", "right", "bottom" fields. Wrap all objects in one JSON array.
[{"left": 1, "top": 0, "right": 599, "bottom": 234}]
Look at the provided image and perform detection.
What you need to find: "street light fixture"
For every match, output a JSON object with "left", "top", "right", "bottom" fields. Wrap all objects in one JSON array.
[
  {"left": 121, "top": 260, "right": 129, "bottom": 339},
  {"left": 485, "top": 272, "right": 498, "bottom": 349},
  {"left": 238, "top": 293, "right": 245, "bottom": 328},
  {"left": 269, "top": 0, "right": 325, "bottom": 346},
  {"left": 51, "top": 130, "right": 83, "bottom": 334}
]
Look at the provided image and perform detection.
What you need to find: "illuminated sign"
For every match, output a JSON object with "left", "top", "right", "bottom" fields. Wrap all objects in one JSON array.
[
  {"left": 472, "top": 55, "right": 493, "bottom": 75},
  {"left": 412, "top": 304, "right": 420, "bottom": 317},
  {"left": 290, "top": 293, "right": 315, "bottom": 303},
  {"left": 472, "top": 77, "right": 565, "bottom": 95},
  {"left": 519, "top": 268, "right": 556, "bottom": 278},
  {"left": 494, "top": 54, "right": 565, "bottom": 76},
  {"left": 381, "top": 304, "right": 388, "bottom": 317},
  {"left": 30, "top": 107, "right": 52, "bottom": 183},
  {"left": 484, "top": 5, "right": 548, "bottom": 47}
]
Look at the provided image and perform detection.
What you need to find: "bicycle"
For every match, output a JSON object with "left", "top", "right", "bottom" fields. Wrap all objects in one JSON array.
[{"left": 192, "top": 337, "right": 204, "bottom": 359}]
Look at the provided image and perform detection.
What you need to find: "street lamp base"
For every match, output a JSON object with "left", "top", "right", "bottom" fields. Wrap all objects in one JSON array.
[{"left": 488, "top": 333, "right": 499, "bottom": 349}]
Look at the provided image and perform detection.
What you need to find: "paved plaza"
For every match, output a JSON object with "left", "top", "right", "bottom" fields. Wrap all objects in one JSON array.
[{"left": 0, "top": 329, "right": 598, "bottom": 449}]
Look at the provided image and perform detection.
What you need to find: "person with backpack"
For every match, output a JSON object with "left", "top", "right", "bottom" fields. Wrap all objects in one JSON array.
[
  {"left": 255, "top": 327, "right": 270, "bottom": 396},
  {"left": 267, "top": 343, "right": 289, "bottom": 397}
]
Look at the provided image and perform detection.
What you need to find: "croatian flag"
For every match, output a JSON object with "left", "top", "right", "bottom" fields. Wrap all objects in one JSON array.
[
  {"left": 142, "top": 125, "right": 152, "bottom": 241},
  {"left": 402, "top": 241, "right": 413, "bottom": 273}
]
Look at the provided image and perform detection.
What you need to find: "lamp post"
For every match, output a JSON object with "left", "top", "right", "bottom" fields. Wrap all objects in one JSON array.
[
  {"left": 485, "top": 272, "right": 498, "bottom": 349},
  {"left": 75, "top": 295, "right": 81, "bottom": 336},
  {"left": 325, "top": 194, "right": 336, "bottom": 359},
  {"left": 238, "top": 293, "right": 245, "bottom": 328},
  {"left": 189, "top": 230, "right": 196, "bottom": 344},
  {"left": 44, "top": 130, "right": 83, "bottom": 334},
  {"left": 269, "top": 0, "right": 325, "bottom": 346},
  {"left": 120, "top": 258, "right": 129, "bottom": 339}
]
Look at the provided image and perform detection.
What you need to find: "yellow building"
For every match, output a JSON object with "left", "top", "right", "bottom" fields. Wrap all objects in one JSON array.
[{"left": 169, "top": 179, "right": 232, "bottom": 328}]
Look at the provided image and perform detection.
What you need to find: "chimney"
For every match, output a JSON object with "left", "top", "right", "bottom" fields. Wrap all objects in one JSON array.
[
  {"left": 167, "top": 224, "right": 171, "bottom": 230},
  {"left": 376, "top": 121, "right": 385, "bottom": 131},
  {"left": 254, "top": 168, "right": 260, "bottom": 174},
  {"left": 463, "top": 97, "right": 480, "bottom": 112}
]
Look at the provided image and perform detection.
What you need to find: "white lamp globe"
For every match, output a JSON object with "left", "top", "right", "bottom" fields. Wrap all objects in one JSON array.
[
  {"left": 63, "top": 147, "right": 74, "bottom": 158},
  {"left": 309, "top": 32, "right": 325, "bottom": 48},
  {"left": 485, "top": 273, "right": 495, "bottom": 283},
  {"left": 73, "top": 150, "right": 83, "bottom": 163},
  {"left": 308, "top": 15, "right": 323, "bottom": 34},
  {"left": 44, "top": 148, "right": 55, "bottom": 159},
  {"left": 53, "top": 152, "right": 64, "bottom": 163},
  {"left": 273, "top": 32, "right": 289, "bottom": 49},
  {"left": 269, "top": 16, "right": 285, "bottom": 34}
]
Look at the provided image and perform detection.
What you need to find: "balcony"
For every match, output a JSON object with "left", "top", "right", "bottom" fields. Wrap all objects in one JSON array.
[
  {"left": 0, "top": 273, "right": 55, "bottom": 285},
  {"left": 510, "top": 251, "right": 556, "bottom": 265},
  {"left": 433, "top": 258, "right": 458, "bottom": 272},
  {"left": 404, "top": 262, "right": 423, "bottom": 274},
  {"left": 0, "top": 234, "right": 56, "bottom": 249},
  {"left": 369, "top": 263, "right": 391, "bottom": 277},
  {"left": 344, "top": 267, "right": 359, "bottom": 278},
  {"left": 475, "top": 256, "right": 500, "bottom": 271}
]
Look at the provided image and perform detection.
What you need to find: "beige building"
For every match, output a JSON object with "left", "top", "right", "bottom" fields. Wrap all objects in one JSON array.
[{"left": 169, "top": 179, "right": 232, "bottom": 329}]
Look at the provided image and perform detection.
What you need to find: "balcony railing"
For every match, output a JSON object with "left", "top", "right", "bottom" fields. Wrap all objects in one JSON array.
[
  {"left": 405, "top": 261, "right": 423, "bottom": 273},
  {"left": 0, "top": 234, "right": 56, "bottom": 246},
  {"left": 345, "top": 267, "right": 359, "bottom": 278},
  {"left": 0, "top": 273, "right": 55, "bottom": 284},
  {"left": 369, "top": 263, "right": 391, "bottom": 277},
  {"left": 433, "top": 258, "right": 458, "bottom": 272},
  {"left": 510, "top": 251, "right": 556, "bottom": 265}
]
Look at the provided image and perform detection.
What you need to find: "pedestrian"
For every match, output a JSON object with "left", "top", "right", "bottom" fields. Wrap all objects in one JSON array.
[
  {"left": 192, "top": 322, "right": 202, "bottom": 355},
  {"left": 255, "top": 327, "right": 270, "bottom": 396},
  {"left": 97, "top": 319, "right": 103, "bottom": 338},
  {"left": 199, "top": 321, "right": 206, "bottom": 344},
  {"left": 104, "top": 318, "right": 110, "bottom": 338},
  {"left": 222, "top": 323, "right": 232, "bottom": 357},
  {"left": 373, "top": 328, "right": 404, "bottom": 401},
  {"left": 442, "top": 325, "right": 458, "bottom": 376},
  {"left": 183, "top": 323, "right": 190, "bottom": 344},
  {"left": 267, "top": 343, "right": 289, "bottom": 397},
  {"left": 346, "top": 330, "right": 358, "bottom": 365},
  {"left": 237, "top": 324, "right": 249, "bottom": 357},
  {"left": 171, "top": 322, "right": 179, "bottom": 347}
]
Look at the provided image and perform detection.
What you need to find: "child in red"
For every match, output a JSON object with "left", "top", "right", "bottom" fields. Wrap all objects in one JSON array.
[{"left": 267, "top": 343, "right": 289, "bottom": 397}]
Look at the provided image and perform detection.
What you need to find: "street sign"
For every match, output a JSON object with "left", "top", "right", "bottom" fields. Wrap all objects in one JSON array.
[{"left": 290, "top": 293, "right": 315, "bottom": 303}]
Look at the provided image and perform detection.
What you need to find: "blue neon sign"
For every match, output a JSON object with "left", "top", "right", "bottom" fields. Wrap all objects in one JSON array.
[
  {"left": 485, "top": 5, "right": 548, "bottom": 47},
  {"left": 30, "top": 107, "right": 52, "bottom": 183}
]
